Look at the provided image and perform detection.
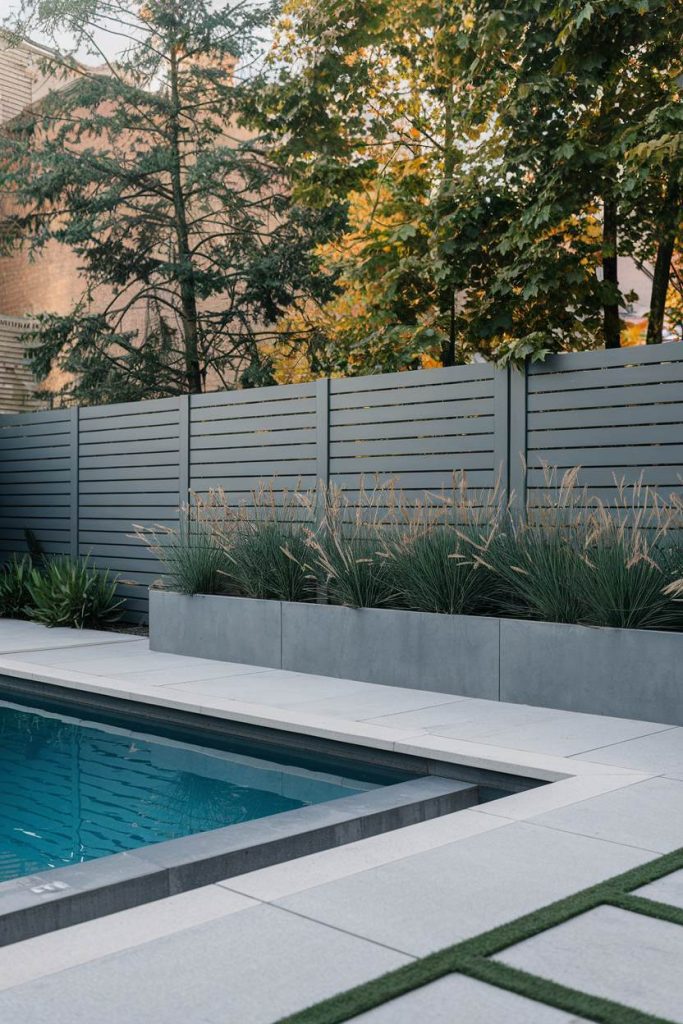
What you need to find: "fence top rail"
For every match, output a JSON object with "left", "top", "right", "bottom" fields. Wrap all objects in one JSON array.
[
  {"left": 0, "top": 408, "right": 73, "bottom": 429},
  {"left": 529, "top": 342, "right": 683, "bottom": 375},
  {"left": 190, "top": 380, "right": 317, "bottom": 409},
  {"left": 330, "top": 363, "right": 496, "bottom": 394},
  {"left": 0, "top": 342, "right": 680, "bottom": 424}
]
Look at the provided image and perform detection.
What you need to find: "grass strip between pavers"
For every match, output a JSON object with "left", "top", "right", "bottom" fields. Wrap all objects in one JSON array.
[{"left": 275, "top": 845, "right": 683, "bottom": 1024}]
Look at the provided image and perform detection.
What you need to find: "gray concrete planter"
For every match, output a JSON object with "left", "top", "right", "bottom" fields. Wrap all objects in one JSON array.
[
  {"left": 149, "top": 591, "right": 282, "bottom": 669},
  {"left": 149, "top": 590, "right": 683, "bottom": 725}
]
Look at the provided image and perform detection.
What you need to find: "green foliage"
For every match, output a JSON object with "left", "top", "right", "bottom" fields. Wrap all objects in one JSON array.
[
  {"left": 145, "top": 477, "right": 683, "bottom": 632},
  {"left": 223, "top": 521, "right": 313, "bottom": 602},
  {"left": 136, "top": 511, "right": 230, "bottom": 597},
  {"left": 0, "top": 555, "right": 33, "bottom": 619},
  {"left": 304, "top": 486, "right": 396, "bottom": 609},
  {"left": 482, "top": 495, "right": 683, "bottom": 630},
  {"left": 216, "top": 485, "right": 315, "bottom": 602},
  {"left": 27, "top": 556, "right": 123, "bottom": 628},
  {"left": 257, "top": 0, "right": 683, "bottom": 367},
  {"left": 484, "top": 524, "right": 588, "bottom": 624},
  {"left": 0, "top": 0, "right": 337, "bottom": 403},
  {"left": 580, "top": 531, "right": 683, "bottom": 631},
  {"left": 311, "top": 529, "right": 395, "bottom": 609},
  {"left": 385, "top": 526, "right": 498, "bottom": 616}
]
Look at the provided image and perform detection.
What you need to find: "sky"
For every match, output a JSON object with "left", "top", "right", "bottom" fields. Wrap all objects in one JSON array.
[{"left": 2, "top": 0, "right": 123, "bottom": 61}]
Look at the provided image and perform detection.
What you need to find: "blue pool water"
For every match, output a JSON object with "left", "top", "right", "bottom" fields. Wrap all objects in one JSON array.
[{"left": 0, "top": 695, "right": 390, "bottom": 882}]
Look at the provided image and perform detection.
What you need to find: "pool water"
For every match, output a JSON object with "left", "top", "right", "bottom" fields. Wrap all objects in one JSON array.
[{"left": 0, "top": 697, "right": 385, "bottom": 882}]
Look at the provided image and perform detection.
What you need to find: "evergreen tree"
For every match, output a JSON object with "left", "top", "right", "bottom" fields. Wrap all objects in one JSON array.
[{"left": 0, "top": 0, "right": 337, "bottom": 403}]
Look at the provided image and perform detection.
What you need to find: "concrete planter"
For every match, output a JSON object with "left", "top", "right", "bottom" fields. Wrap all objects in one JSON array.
[
  {"left": 149, "top": 591, "right": 282, "bottom": 669},
  {"left": 149, "top": 590, "right": 683, "bottom": 726},
  {"left": 500, "top": 618, "right": 683, "bottom": 725}
]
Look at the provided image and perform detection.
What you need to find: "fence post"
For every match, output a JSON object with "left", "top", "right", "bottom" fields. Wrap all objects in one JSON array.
[
  {"left": 508, "top": 362, "right": 528, "bottom": 519},
  {"left": 493, "top": 367, "right": 510, "bottom": 503},
  {"left": 315, "top": 377, "right": 330, "bottom": 491},
  {"left": 178, "top": 394, "right": 190, "bottom": 508},
  {"left": 69, "top": 405, "right": 79, "bottom": 558}
]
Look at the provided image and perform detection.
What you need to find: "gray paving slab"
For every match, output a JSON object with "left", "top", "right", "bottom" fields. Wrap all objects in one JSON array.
[
  {"left": 370, "top": 702, "right": 668, "bottom": 754},
  {"left": 0, "top": 885, "right": 257, "bottom": 991},
  {"left": 282, "top": 689, "right": 462, "bottom": 721},
  {"left": 466, "top": 715, "right": 671, "bottom": 757},
  {"left": 352, "top": 974, "right": 583, "bottom": 1023},
  {"left": 571, "top": 727, "right": 683, "bottom": 775},
  {"left": 0, "top": 629, "right": 142, "bottom": 654},
  {"left": 498, "top": 905, "right": 683, "bottom": 1023},
  {"left": 0, "top": 903, "right": 410, "bottom": 1024},
  {"left": 274, "top": 822, "right": 649, "bottom": 956},
  {"left": 635, "top": 867, "right": 683, "bottom": 909},
  {"left": 11, "top": 646, "right": 236, "bottom": 676},
  {"left": 111, "top": 663, "right": 271, "bottom": 684},
  {"left": 166, "top": 671, "right": 375, "bottom": 707},
  {"left": 367, "top": 697, "right": 559, "bottom": 734},
  {"left": 526, "top": 776, "right": 683, "bottom": 852}
]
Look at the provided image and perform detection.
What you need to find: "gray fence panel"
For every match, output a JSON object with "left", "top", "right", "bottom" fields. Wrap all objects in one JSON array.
[
  {"left": 329, "top": 365, "right": 501, "bottom": 505},
  {"left": 1, "top": 343, "right": 683, "bottom": 621},
  {"left": 78, "top": 399, "right": 182, "bottom": 616},
  {"left": 0, "top": 409, "right": 73, "bottom": 559},
  {"left": 526, "top": 345, "right": 683, "bottom": 507},
  {"left": 189, "top": 384, "right": 319, "bottom": 503}
]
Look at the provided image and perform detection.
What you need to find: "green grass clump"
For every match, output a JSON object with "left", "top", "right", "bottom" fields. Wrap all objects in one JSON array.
[
  {"left": 214, "top": 485, "right": 316, "bottom": 602},
  {"left": 305, "top": 484, "right": 396, "bottom": 609},
  {"left": 224, "top": 520, "right": 313, "bottom": 602},
  {"left": 483, "top": 522, "right": 588, "bottom": 624},
  {"left": 136, "top": 507, "right": 230, "bottom": 596},
  {"left": 385, "top": 525, "right": 498, "bottom": 616},
  {"left": 138, "top": 474, "right": 683, "bottom": 632},
  {"left": 580, "top": 519, "right": 683, "bottom": 631}
]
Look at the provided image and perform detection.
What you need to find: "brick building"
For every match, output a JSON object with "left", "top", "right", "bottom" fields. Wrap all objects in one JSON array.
[{"left": 0, "top": 37, "right": 89, "bottom": 410}]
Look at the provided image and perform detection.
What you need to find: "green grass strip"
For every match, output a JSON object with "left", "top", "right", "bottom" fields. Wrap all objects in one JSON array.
[
  {"left": 461, "top": 957, "right": 678, "bottom": 1024},
  {"left": 609, "top": 893, "right": 683, "bottom": 929},
  {"left": 275, "top": 846, "right": 683, "bottom": 1024}
]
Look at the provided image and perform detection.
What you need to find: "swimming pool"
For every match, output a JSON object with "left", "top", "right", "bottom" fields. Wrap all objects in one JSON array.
[
  {"left": 0, "top": 678, "right": 527, "bottom": 945},
  {"left": 0, "top": 696, "right": 391, "bottom": 883}
]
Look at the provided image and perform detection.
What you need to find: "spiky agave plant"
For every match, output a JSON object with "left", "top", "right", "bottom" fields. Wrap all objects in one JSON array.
[{"left": 27, "top": 556, "right": 123, "bottom": 628}]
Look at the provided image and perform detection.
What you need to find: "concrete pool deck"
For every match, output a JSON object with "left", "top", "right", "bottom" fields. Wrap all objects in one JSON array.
[{"left": 0, "top": 619, "right": 681, "bottom": 1023}]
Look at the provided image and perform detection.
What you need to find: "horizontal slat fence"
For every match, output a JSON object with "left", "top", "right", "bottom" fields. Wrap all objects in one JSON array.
[
  {"left": 0, "top": 343, "right": 681, "bottom": 620},
  {"left": 0, "top": 408, "right": 73, "bottom": 559},
  {"left": 78, "top": 398, "right": 182, "bottom": 619},
  {"left": 525, "top": 345, "right": 683, "bottom": 508},
  {"left": 328, "top": 365, "right": 502, "bottom": 503}
]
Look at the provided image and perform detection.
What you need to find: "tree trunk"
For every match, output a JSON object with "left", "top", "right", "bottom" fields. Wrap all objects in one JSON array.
[
  {"left": 168, "top": 46, "right": 203, "bottom": 394},
  {"left": 646, "top": 180, "right": 680, "bottom": 346},
  {"left": 602, "top": 195, "right": 621, "bottom": 349},
  {"left": 440, "top": 82, "right": 457, "bottom": 368},
  {"left": 441, "top": 289, "right": 456, "bottom": 367}
]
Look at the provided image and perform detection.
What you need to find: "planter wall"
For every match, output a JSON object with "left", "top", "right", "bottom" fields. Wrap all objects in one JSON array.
[{"left": 149, "top": 590, "right": 683, "bottom": 726}]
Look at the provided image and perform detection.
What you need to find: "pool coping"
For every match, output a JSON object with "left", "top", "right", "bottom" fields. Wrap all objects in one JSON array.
[
  {"left": 0, "top": 675, "right": 503, "bottom": 947},
  {"left": 0, "top": 650, "right": 655, "bottom": 946},
  {"left": 0, "top": 767, "right": 475, "bottom": 947}
]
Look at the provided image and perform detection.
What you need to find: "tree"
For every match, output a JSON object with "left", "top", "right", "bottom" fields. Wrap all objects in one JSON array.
[
  {"left": 0, "top": 0, "right": 337, "bottom": 403},
  {"left": 467, "top": 0, "right": 683, "bottom": 353},
  {"left": 259, "top": 0, "right": 682, "bottom": 369}
]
